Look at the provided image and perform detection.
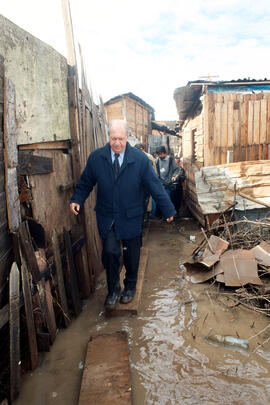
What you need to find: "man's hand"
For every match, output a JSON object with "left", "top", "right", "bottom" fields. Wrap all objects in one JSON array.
[
  {"left": 166, "top": 216, "right": 174, "bottom": 223},
  {"left": 171, "top": 176, "right": 177, "bottom": 182},
  {"left": 70, "top": 202, "right": 80, "bottom": 215}
]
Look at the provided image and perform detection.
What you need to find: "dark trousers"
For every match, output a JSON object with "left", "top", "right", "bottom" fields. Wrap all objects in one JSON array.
[{"left": 102, "top": 227, "right": 141, "bottom": 295}]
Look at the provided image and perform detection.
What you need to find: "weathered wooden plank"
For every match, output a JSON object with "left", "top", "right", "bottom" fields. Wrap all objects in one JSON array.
[
  {"left": 35, "top": 248, "right": 57, "bottom": 344},
  {"left": 44, "top": 279, "right": 57, "bottom": 343},
  {"left": 233, "top": 108, "right": 240, "bottom": 161},
  {"left": 248, "top": 100, "right": 254, "bottom": 146},
  {"left": 19, "top": 222, "right": 41, "bottom": 284},
  {"left": 220, "top": 99, "right": 228, "bottom": 164},
  {"left": 254, "top": 100, "right": 261, "bottom": 145},
  {"left": 78, "top": 332, "right": 132, "bottom": 405},
  {"left": 260, "top": 98, "right": 267, "bottom": 145},
  {"left": 204, "top": 93, "right": 214, "bottom": 166},
  {"left": 52, "top": 229, "right": 70, "bottom": 327},
  {"left": 227, "top": 100, "right": 234, "bottom": 148},
  {"left": 19, "top": 140, "right": 70, "bottom": 150},
  {"left": 32, "top": 293, "right": 50, "bottom": 352},
  {"left": 64, "top": 229, "right": 82, "bottom": 317},
  {"left": 18, "top": 151, "right": 53, "bottom": 175},
  {"left": 108, "top": 247, "right": 148, "bottom": 316},
  {"left": 67, "top": 73, "right": 81, "bottom": 183},
  {"left": 21, "top": 261, "right": 38, "bottom": 370},
  {"left": 9, "top": 262, "right": 21, "bottom": 402},
  {"left": 214, "top": 101, "right": 221, "bottom": 164}
]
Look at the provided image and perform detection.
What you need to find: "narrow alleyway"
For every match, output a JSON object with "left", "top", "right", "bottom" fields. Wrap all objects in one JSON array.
[{"left": 15, "top": 218, "right": 270, "bottom": 405}]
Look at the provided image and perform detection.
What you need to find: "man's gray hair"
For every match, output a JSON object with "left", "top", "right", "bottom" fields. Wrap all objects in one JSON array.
[{"left": 108, "top": 120, "right": 130, "bottom": 136}]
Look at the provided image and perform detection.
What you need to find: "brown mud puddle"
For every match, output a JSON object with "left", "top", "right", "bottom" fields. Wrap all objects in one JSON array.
[{"left": 15, "top": 218, "right": 270, "bottom": 405}]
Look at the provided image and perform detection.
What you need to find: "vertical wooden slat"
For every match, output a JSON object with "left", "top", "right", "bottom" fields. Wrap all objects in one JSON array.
[
  {"left": 43, "top": 279, "right": 57, "bottom": 342},
  {"left": 9, "top": 262, "right": 20, "bottom": 402},
  {"left": 19, "top": 222, "right": 41, "bottom": 284},
  {"left": 227, "top": 100, "right": 234, "bottom": 149},
  {"left": 254, "top": 100, "right": 261, "bottom": 145},
  {"left": 64, "top": 229, "right": 82, "bottom": 317},
  {"left": 220, "top": 93, "right": 228, "bottom": 164},
  {"left": 21, "top": 260, "right": 38, "bottom": 370},
  {"left": 214, "top": 100, "right": 221, "bottom": 164},
  {"left": 244, "top": 94, "right": 250, "bottom": 160},
  {"left": 247, "top": 100, "right": 254, "bottom": 160},
  {"left": 203, "top": 93, "right": 214, "bottom": 166},
  {"left": 260, "top": 98, "right": 267, "bottom": 145},
  {"left": 233, "top": 95, "right": 240, "bottom": 162},
  {"left": 52, "top": 229, "right": 70, "bottom": 327},
  {"left": 239, "top": 94, "right": 247, "bottom": 161},
  {"left": 266, "top": 96, "right": 270, "bottom": 147}
]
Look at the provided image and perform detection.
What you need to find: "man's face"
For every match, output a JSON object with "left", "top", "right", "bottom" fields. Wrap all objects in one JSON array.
[
  {"left": 109, "top": 123, "right": 128, "bottom": 153},
  {"left": 158, "top": 152, "right": 167, "bottom": 160}
]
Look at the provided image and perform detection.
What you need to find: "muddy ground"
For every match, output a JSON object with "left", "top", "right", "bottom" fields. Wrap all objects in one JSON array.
[{"left": 15, "top": 218, "right": 270, "bottom": 405}]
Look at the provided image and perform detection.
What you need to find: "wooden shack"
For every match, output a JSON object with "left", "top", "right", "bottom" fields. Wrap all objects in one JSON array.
[
  {"left": 104, "top": 92, "right": 154, "bottom": 147},
  {"left": 0, "top": 11, "right": 107, "bottom": 402},
  {"left": 150, "top": 120, "right": 180, "bottom": 155},
  {"left": 174, "top": 80, "right": 270, "bottom": 225}
]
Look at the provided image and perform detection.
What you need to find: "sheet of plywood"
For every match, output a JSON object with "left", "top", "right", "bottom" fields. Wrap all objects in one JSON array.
[
  {"left": 78, "top": 332, "right": 132, "bottom": 405},
  {"left": 28, "top": 149, "right": 76, "bottom": 239}
]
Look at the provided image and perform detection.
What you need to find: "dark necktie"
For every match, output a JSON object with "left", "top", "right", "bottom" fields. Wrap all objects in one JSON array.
[{"left": 113, "top": 153, "right": 120, "bottom": 178}]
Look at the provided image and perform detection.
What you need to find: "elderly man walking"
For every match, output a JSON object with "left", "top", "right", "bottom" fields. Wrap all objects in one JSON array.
[{"left": 70, "top": 120, "right": 176, "bottom": 309}]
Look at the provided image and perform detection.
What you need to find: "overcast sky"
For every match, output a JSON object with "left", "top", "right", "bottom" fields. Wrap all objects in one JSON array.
[{"left": 1, "top": 0, "right": 270, "bottom": 120}]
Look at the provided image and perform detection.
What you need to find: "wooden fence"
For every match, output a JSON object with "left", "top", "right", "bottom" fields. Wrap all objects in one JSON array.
[{"left": 204, "top": 92, "right": 270, "bottom": 166}]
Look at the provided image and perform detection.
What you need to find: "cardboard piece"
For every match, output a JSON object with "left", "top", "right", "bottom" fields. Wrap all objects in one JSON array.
[
  {"left": 184, "top": 262, "right": 223, "bottom": 284},
  {"left": 251, "top": 241, "right": 270, "bottom": 268},
  {"left": 221, "top": 249, "right": 263, "bottom": 287}
]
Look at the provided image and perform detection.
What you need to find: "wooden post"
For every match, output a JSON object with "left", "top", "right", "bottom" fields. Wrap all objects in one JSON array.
[
  {"left": 52, "top": 229, "right": 70, "bottom": 327},
  {"left": 9, "top": 262, "right": 21, "bottom": 402},
  {"left": 21, "top": 260, "right": 38, "bottom": 370}
]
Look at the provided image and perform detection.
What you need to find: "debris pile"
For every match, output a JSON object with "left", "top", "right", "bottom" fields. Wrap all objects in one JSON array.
[{"left": 183, "top": 218, "right": 270, "bottom": 315}]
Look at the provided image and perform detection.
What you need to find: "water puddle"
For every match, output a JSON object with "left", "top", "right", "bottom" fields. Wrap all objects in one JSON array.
[{"left": 15, "top": 219, "right": 270, "bottom": 405}]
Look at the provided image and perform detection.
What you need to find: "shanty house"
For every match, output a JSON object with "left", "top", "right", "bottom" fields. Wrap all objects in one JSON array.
[
  {"left": 104, "top": 92, "right": 154, "bottom": 147},
  {"left": 174, "top": 80, "right": 270, "bottom": 225},
  {"left": 150, "top": 120, "right": 180, "bottom": 156}
]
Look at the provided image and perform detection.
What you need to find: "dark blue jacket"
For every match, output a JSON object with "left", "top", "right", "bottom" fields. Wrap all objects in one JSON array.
[{"left": 71, "top": 142, "right": 176, "bottom": 240}]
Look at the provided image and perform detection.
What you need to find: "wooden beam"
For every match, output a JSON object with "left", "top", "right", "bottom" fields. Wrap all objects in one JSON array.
[
  {"left": 9, "top": 262, "right": 21, "bottom": 402},
  {"left": 78, "top": 332, "right": 132, "bottom": 405},
  {"left": 19, "top": 140, "right": 70, "bottom": 150},
  {"left": 18, "top": 151, "right": 53, "bottom": 175}
]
